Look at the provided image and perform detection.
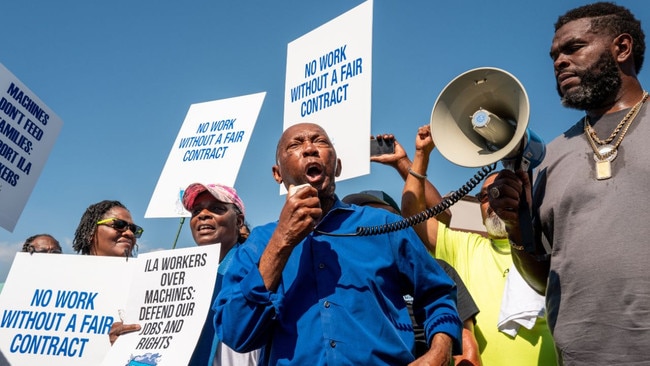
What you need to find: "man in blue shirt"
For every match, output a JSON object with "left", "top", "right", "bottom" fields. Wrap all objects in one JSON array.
[{"left": 214, "top": 123, "right": 462, "bottom": 365}]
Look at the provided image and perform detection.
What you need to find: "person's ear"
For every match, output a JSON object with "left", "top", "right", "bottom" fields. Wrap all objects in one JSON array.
[
  {"left": 335, "top": 158, "right": 342, "bottom": 177},
  {"left": 613, "top": 33, "right": 633, "bottom": 65},
  {"left": 89, "top": 233, "right": 97, "bottom": 255},
  {"left": 272, "top": 164, "right": 283, "bottom": 184}
]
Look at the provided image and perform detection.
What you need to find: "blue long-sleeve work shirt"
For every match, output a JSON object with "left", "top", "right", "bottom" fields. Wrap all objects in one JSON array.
[{"left": 214, "top": 199, "right": 462, "bottom": 365}]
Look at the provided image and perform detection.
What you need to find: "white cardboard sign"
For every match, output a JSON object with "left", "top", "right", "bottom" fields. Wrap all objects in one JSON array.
[
  {"left": 0, "top": 245, "right": 220, "bottom": 366},
  {"left": 146, "top": 92, "right": 266, "bottom": 218},
  {"left": 101, "top": 245, "right": 220, "bottom": 366},
  {"left": 0, "top": 253, "right": 133, "bottom": 365},
  {"left": 282, "top": 1, "right": 373, "bottom": 191},
  {"left": 0, "top": 63, "right": 63, "bottom": 232}
]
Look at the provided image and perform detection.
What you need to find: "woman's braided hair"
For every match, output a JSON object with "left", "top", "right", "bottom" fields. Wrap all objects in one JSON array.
[{"left": 72, "top": 200, "right": 127, "bottom": 255}]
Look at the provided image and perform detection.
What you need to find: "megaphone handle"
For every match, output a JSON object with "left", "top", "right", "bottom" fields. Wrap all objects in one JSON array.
[
  {"left": 502, "top": 154, "right": 523, "bottom": 172},
  {"left": 517, "top": 171, "right": 536, "bottom": 254}
]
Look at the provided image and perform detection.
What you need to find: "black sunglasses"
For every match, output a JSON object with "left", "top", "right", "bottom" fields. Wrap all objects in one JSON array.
[
  {"left": 476, "top": 191, "right": 489, "bottom": 203},
  {"left": 96, "top": 218, "right": 144, "bottom": 238}
]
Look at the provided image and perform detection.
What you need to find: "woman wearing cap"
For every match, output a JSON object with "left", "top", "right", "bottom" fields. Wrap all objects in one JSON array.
[
  {"left": 182, "top": 183, "right": 259, "bottom": 366},
  {"left": 103, "top": 186, "right": 258, "bottom": 365},
  {"left": 182, "top": 183, "right": 246, "bottom": 262}
]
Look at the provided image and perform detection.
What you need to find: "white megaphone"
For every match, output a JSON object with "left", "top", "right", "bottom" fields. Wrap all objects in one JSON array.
[{"left": 430, "top": 67, "right": 545, "bottom": 171}]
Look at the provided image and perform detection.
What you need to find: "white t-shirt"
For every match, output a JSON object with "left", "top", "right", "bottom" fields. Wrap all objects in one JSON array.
[{"left": 214, "top": 342, "right": 260, "bottom": 366}]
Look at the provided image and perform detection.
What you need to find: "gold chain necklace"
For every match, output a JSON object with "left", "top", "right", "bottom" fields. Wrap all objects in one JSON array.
[
  {"left": 585, "top": 96, "right": 645, "bottom": 144},
  {"left": 583, "top": 91, "right": 649, "bottom": 180}
]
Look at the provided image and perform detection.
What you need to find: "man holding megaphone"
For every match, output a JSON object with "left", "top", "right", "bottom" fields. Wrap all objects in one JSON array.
[
  {"left": 373, "top": 126, "right": 557, "bottom": 366},
  {"left": 489, "top": 2, "right": 650, "bottom": 365}
]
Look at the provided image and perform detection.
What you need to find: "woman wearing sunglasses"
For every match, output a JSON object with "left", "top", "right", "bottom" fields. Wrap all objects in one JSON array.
[
  {"left": 72, "top": 200, "right": 143, "bottom": 257},
  {"left": 73, "top": 200, "right": 145, "bottom": 345}
]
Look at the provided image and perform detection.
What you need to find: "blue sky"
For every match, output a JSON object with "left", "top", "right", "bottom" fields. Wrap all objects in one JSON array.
[{"left": 1, "top": 0, "right": 648, "bottom": 281}]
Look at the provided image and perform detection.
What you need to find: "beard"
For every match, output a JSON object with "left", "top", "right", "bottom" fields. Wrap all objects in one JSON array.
[
  {"left": 557, "top": 50, "right": 622, "bottom": 110},
  {"left": 485, "top": 213, "right": 508, "bottom": 239}
]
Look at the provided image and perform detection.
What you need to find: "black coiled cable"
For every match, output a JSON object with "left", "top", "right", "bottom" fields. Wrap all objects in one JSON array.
[{"left": 315, "top": 163, "right": 497, "bottom": 237}]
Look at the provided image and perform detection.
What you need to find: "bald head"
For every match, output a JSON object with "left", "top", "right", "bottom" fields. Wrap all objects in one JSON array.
[{"left": 273, "top": 123, "right": 341, "bottom": 196}]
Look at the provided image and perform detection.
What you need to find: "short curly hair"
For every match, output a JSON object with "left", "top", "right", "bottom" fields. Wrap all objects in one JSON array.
[
  {"left": 21, "top": 234, "right": 60, "bottom": 253},
  {"left": 72, "top": 200, "right": 134, "bottom": 255},
  {"left": 555, "top": 2, "right": 645, "bottom": 74}
]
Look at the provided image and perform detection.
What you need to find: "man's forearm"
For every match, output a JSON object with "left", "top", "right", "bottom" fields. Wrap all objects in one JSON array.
[
  {"left": 258, "top": 233, "right": 294, "bottom": 291},
  {"left": 508, "top": 226, "right": 550, "bottom": 295},
  {"left": 510, "top": 244, "right": 550, "bottom": 295}
]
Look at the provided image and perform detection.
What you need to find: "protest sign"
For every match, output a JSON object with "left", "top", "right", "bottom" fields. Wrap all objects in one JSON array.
[
  {"left": 145, "top": 92, "right": 266, "bottom": 218},
  {"left": 0, "top": 244, "right": 220, "bottom": 366},
  {"left": 283, "top": 0, "right": 373, "bottom": 192},
  {"left": 0, "top": 253, "right": 132, "bottom": 365},
  {"left": 0, "top": 63, "right": 63, "bottom": 232},
  {"left": 101, "top": 244, "right": 220, "bottom": 366}
]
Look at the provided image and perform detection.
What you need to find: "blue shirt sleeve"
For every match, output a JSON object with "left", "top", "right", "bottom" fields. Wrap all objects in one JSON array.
[
  {"left": 214, "top": 222, "right": 280, "bottom": 352},
  {"left": 389, "top": 216, "right": 463, "bottom": 354}
]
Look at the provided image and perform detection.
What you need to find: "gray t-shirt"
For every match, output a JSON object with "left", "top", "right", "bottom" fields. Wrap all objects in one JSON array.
[{"left": 534, "top": 103, "right": 650, "bottom": 365}]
